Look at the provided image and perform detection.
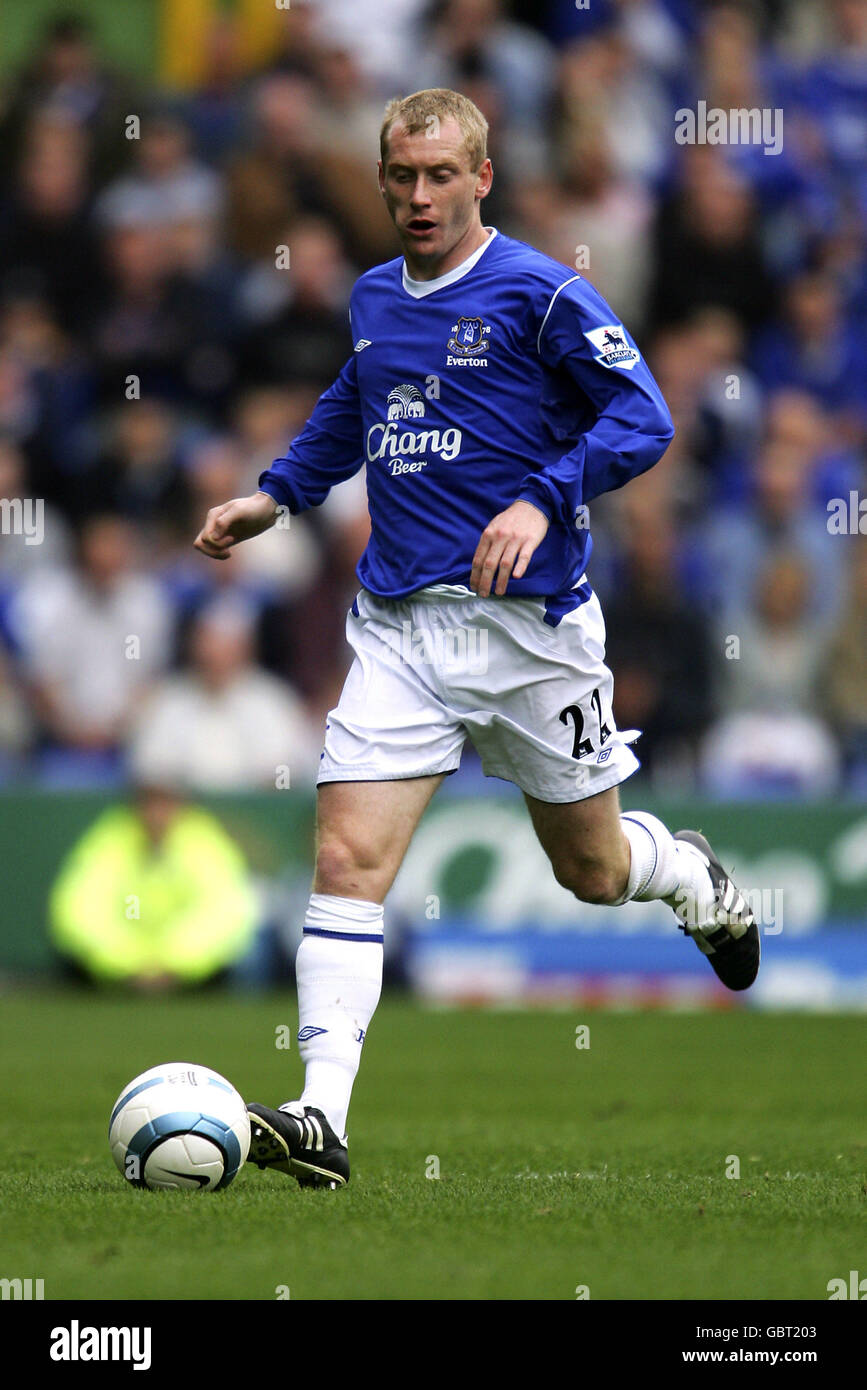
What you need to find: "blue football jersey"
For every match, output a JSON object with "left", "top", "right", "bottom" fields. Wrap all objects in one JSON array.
[{"left": 258, "top": 229, "right": 674, "bottom": 623}]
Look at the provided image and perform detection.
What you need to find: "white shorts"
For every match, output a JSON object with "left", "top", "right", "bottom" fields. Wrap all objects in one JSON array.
[{"left": 317, "top": 585, "right": 641, "bottom": 804}]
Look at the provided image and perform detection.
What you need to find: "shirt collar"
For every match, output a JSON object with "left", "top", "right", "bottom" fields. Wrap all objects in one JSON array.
[{"left": 402, "top": 227, "right": 498, "bottom": 299}]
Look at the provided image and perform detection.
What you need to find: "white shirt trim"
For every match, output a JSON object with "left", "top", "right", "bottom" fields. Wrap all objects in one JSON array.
[
  {"left": 536, "top": 274, "right": 582, "bottom": 354},
  {"left": 402, "top": 227, "right": 498, "bottom": 299}
]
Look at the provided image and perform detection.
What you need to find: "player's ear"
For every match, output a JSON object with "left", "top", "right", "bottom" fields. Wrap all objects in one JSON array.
[
  {"left": 377, "top": 160, "right": 386, "bottom": 195},
  {"left": 476, "top": 158, "right": 493, "bottom": 200}
]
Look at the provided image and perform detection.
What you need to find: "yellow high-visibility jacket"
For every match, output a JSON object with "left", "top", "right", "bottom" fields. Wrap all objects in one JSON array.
[{"left": 49, "top": 804, "right": 259, "bottom": 983}]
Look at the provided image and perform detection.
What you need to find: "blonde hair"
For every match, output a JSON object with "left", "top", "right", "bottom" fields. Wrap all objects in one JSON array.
[{"left": 380, "top": 88, "right": 489, "bottom": 171}]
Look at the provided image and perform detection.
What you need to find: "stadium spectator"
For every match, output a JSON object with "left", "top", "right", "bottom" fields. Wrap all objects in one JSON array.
[
  {"left": 91, "top": 184, "right": 237, "bottom": 410},
  {"left": 0, "top": 12, "right": 135, "bottom": 188},
  {"left": 310, "top": 40, "right": 390, "bottom": 161},
  {"left": 73, "top": 398, "right": 190, "bottom": 535},
  {"left": 688, "top": 308, "right": 765, "bottom": 502},
  {"left": 170, "top": 429, "right": 323, "bottom": 613},
  {"left": 604, "top": 485, "right": 713, "bottom": 786},
  {"left": 823, "top": 534, "right": 867, "bottom": 788},
  {"left": 267, "top": 0, "right": 336, "bottom": 84},
  {"left": 533, "top": 119, "right": 654, "bottom": 328},
  {"left": 0, "top": 289, "right": 95, "bottom": 504},
  {"left": 9, "top": 514, "right": 173, "bottom": 784},
  {"left": 718, "top": 551, "right": 830, "bottom": 717},
  {"left": 0, "top": 110, "right": 101, "bottom": 334},
  {"left": 700, "top": 706, "right": 840, "bottom": 799},
  {"left": 224, "top": 72, "right": 393, "bottom": 269},
  {"left": 180, "top": 11, "right": 247, "bottom": 166},
  {"left": 0, "top": 436, "right": 71, "bottom": 584},
  {"left": 749, "top": 271, "right": 867, "bottom": 448},
  {"left": 237, "top": 215, "right": 353, "bottom": 387},
  {"left": 296, "top": 0, "right": 428, "bottom": 93},
  {"left": 557, "top": 23, "right": 672, "bottom": 191},
  {"left": 98, "top": 109, "right": 242, "bottom": 370},
  {"left": 96, "top": 109, "right": 224, "bottom": 243},
  {"left": 650, "top": 147, "right": 776, "bottom": 331},
  {"left": 48, "top": 780, "right": 261, "bottom": 988},
  {"left": 159, "top": 424, "right": 334, "bottom": 710},
  {"left": 0, "top": 647, "right": 33, "bottom": 783},
  {"left": 701, "top": 551, "right": 839, "bottom": 798},
  {"left": 229, "top": 387, "right": 329, "bottom": 599},
  {"left": 699, "top": 393, "right": 847, "bottom": 622},
  {"left": 800, "top": 0, "right": 867, "bottom": 188},
  {"left": 127, "top": 596, "right": 320, "bottom": 791},
  {"left": 414, "top": 0, "right": 556, "bottom": 177}
]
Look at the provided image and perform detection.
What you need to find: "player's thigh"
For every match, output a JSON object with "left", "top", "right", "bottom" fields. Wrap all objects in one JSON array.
[
  {"left": 524, "top": 785, "right": 629, "bottom": 901},
  {"left": 453, "top": 591, "right": 640, "bottom": 806},
  {"left": 314, "top": 774, "right": 446, "bottom": 902}
]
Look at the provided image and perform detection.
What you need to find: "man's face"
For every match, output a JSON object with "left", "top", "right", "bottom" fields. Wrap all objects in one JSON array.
[{"left": 378, "top": 117, "right": 492, "bottom": 266}]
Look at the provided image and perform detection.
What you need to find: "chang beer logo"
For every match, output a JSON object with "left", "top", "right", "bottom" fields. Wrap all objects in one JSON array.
[
  {"left": 367, "top": 384, "right": 463, "bottom": 477},
  {"left": 386, "top": 384, "right": 426, "bottom": 420}
]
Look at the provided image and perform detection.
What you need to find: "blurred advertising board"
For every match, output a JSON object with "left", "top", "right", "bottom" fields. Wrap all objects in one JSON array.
[{"left": 2, "top": 788, "right": 866, "bottom": 1007}]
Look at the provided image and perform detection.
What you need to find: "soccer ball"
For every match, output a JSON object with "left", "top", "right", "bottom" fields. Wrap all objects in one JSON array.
[{"left": 109, "top": 1062, "right": 250, "bottom": 1191}]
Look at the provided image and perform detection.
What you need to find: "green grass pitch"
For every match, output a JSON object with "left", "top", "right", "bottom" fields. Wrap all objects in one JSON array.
[{"left": 0, "top": 992, "right": 863, "bottom": 1301}]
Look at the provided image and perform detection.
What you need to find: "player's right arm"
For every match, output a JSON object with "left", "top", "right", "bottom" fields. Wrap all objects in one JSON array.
[
  {"left": 193, "top": 490, "right": 280, "bottom": 561},
  {"left": 193, "top": 353, "right": 364, "bottom": 560}
]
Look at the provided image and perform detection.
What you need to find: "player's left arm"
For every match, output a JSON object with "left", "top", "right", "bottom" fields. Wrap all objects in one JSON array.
[
  {"left": 519, "top": 276, "right": 675, "bottom": 525},
  {"left": 471, "top": 279, "right": 674, "bottom": 597}
]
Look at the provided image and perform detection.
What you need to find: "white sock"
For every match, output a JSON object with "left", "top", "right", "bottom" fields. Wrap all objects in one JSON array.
[
  {"left": 293, "top": 893, "right": 383, "bottom": 1140},
  {"left": 617, "top": 811, "right": 716, "bottom": 925}
]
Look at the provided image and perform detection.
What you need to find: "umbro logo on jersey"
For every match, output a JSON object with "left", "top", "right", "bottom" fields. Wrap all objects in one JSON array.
[
  {"left": 447, "top": 315, "right": 491, "bottom": 366},
  {"left": 353, "top": 338, "right": 373, "bottom": 352},
  {"left": 297, "top": 1026, "right": 329, "bottom": 1041}
]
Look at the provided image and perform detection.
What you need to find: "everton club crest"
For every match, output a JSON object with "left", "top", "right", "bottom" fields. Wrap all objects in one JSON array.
[{"left": 447, "top": 316, "right": 491, "bottom": 365}]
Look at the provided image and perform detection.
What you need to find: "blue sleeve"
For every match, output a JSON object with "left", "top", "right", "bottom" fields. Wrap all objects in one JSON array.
[
  {"left": 518, "top": 277, "right": 675, "bottom": 524},
  {"left": 257, "top": 353, "right": 364, "bottom": 512}
]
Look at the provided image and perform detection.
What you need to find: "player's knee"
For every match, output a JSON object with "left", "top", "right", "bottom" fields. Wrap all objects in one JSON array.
[
  {"left": 314, "top": 837, "right": 384, "bottom": 898},
  {"left": 554, "top": 857, "right": 626, "bottom": 905}
]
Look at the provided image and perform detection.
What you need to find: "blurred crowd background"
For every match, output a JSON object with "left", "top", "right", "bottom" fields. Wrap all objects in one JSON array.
[{"left": 1, "top": 0, "right": 866, "bottom": 801}]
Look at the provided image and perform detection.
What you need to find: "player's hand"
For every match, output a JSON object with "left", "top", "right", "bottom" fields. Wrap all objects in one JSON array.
[
  {"left": 193, "top": 492, "right": 279, "bottom": 561},
  {"left": 470, "top": 500, "right": 549, "bottom": 598}
]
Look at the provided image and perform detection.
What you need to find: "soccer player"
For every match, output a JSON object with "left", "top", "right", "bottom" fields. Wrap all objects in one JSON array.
[{"left": 194, "top": 89, "right": 759, "bottom": 1189}]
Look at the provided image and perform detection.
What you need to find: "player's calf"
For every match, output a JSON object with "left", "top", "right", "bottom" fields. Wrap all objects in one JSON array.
[{"left": 541, "top": 805, "right": 760, "bottom": 992}]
